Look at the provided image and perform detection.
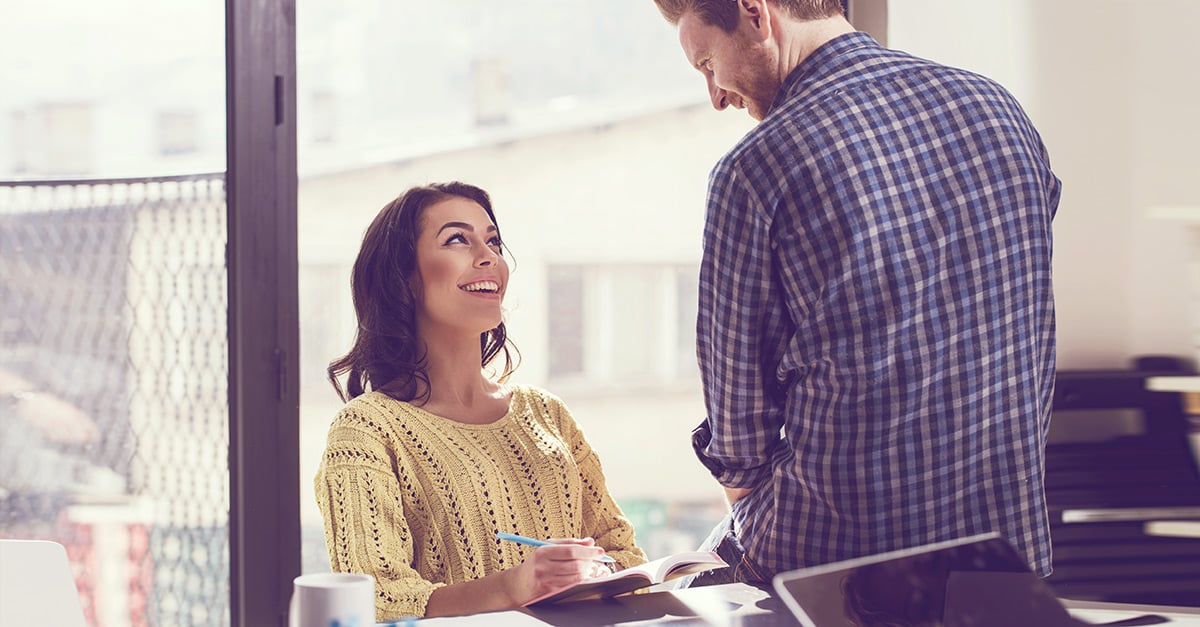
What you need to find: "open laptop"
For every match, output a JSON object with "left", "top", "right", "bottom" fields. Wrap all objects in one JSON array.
[
  {"left": 0, "top": 539, "right": 88, "bottom": 627},
  {"left": 772, "top": 533, "right": 1116, "bottom": 627}
]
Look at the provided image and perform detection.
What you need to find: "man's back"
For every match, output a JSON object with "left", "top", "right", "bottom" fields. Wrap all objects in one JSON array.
[{"left": 695, "top": 32, "right": 1059, "bottom": 577}]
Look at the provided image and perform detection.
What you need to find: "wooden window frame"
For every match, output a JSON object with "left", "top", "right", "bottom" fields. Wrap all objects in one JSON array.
[{"left": 226, "top": 1, "right": 300, "bottom": 625}]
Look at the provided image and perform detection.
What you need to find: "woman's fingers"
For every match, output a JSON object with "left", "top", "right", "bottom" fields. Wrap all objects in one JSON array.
[
  {"left": 545, "top": 536, "right": 595, "bottom": 547},
  {"left": 537, "top": 542, "right": 608, "bottom": 564},
  {"left": 530, "top": 543, "right": 608, "bottom": 582},
  {"left": 514, "top": 538, "right": 613, "bottom": 603}
]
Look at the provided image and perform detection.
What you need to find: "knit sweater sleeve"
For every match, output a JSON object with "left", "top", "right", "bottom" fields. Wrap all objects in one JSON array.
[
  {"left": 543, "top": 392, "right": 648, "bottom": 569},
  {"left": 314, "top": 403, "right": 445, "bottom": 620}
]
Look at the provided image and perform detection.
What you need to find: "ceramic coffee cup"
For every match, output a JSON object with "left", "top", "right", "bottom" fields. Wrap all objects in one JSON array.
[{"left": 289, "top": 572, "right": 375, "bottom": 627}]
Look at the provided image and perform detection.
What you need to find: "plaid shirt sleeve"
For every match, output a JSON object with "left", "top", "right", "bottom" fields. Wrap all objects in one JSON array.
[{"left": 693, "top": 166, "right": 792, "bottom": 489}]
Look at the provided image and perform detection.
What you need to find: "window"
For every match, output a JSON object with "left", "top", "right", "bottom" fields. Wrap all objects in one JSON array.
[
  {"left": 307, "top": 91, "right": 336, "bottom": 144},
  {"left": 8, "top": 111, "right": 28, "bottom": 174},
  {"left": 0, "top": 174, "right": 231, "bottom": 627},
  {"left": 296, "top": 0, "right": 754, "bottom": 573},
  {"left": 547, "top": 265, "right": 584, "bottom": 377},
  {"left": 0, "top": 2, "right": 271, "bottom": 624},
  {"left": 35, "top": 102, "right": 95, "bottom": 175},
  {"left": 547, "top": 263, "right": 700, "bottom": 389},
  {"left": 157, "top": 110, "right": 199, "bottom": 155}
]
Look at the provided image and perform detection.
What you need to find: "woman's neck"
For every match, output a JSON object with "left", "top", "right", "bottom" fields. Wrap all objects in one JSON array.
[{"left": 418, "top": 331, "right": 510, "bottom": 424}]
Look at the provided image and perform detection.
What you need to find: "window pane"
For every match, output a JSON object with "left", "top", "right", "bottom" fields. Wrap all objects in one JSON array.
[
  {"left": 547, "top": 265, "right": 584, "bottom": 377},
  {"left": 676, "top": 265, "right": 700, "bottom": 379},
  {"left": 296, "top": 0, "right": 756, "bottom": 574},
  {"left": 1, "top": 4, "right": 228, "bottom": 626}
]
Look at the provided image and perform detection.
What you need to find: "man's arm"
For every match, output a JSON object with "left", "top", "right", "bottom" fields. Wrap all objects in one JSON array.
[{"left": 693, "top": 167, "right": 789, "bottom": 491}]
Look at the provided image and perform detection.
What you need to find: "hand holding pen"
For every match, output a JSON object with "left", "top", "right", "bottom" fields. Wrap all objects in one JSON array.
[
  {"left": 497, "top": 532, "right": 615, "bottom": 602},
  {"left": 496, "top": 532, "right": 615, "bottom": 563}
]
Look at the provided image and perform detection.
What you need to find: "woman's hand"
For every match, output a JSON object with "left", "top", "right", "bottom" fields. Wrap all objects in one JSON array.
[
  {"left": 509, "top": 537, "right": 611, "bottom": 604},
  {"left": 425, "top": 537, "right": 615, "bottom": 617}
]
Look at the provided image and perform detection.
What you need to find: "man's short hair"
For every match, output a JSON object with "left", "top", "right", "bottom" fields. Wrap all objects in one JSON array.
[{"left": 652, "top": 0, "right": 845, "bottom": 32}]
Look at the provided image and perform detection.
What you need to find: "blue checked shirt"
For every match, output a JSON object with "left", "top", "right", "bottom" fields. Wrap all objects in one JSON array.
[{"left": 693, "top": 32, "right": 1060, "bottom": 578}]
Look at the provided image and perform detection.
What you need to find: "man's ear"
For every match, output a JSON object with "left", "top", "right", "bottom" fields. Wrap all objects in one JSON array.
[{"left": 736, "top": 0, "right": 773, "bottom": 42}]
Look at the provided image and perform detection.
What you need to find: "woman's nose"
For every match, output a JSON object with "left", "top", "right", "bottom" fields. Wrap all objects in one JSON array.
[{"left": 474, "top": 246, "right": 498, "bottom": 267}]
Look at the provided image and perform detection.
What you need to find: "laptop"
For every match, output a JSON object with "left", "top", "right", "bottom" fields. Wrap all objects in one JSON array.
[
  {"left": 772, "top": 533, "right": 1092, "bottom": 627},
  {"left": 0, "top": 539, "right": 88, "bottom": 627}
]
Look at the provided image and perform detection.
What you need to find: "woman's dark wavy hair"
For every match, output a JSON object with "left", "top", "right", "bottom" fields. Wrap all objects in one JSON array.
[{"left": 327, "top": 181, "right": 519, "bottom": 403}]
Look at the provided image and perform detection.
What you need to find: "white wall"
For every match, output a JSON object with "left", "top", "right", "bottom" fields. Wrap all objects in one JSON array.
[{"left": 889, "top": 0, "right": 1199, "bottom": 369}]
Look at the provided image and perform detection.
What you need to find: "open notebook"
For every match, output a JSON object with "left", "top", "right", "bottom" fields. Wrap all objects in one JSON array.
[
  {"left": 0, "top": 539, "right": 88, "bottom": 627},
  {"left": 773, "top": 533, "right": 1096, "bottom": 627}
]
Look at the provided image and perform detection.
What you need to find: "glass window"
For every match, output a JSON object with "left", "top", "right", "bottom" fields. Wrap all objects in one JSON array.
[
  {"left": 547, "top": 264, "right": 585, "bottom": 378},
  {"left": 0, "top": 4, "right": 228, "bottom": 626},
  {"left": 296, "top": 0, "right": 756, "bottom": 573},
  {"left": 157, "top": 110, "right": 200, "bottom": 156},
  {"left": 546, "top": 263, "right": 700, "bottom": 388}
]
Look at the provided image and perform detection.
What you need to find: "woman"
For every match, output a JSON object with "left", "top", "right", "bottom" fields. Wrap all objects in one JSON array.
[{"left": 315, "top": 182, "right": 646, "bottom": 620}]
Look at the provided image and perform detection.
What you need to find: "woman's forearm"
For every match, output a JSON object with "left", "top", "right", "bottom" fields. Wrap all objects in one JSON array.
[{"left": 423, "top": 567, "right": 522, "bottom": 617}]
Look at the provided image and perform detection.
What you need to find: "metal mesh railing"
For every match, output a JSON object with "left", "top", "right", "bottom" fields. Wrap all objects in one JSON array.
[{"left": 0, "top": 172, "right": 229, "bottom": 627}]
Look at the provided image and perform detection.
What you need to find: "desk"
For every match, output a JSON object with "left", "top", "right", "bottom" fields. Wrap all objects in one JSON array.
[{"left": 405, "top": 583, "right": 1200, "bottom": 626}]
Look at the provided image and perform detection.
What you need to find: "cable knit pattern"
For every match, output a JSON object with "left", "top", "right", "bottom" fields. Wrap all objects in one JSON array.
[{"left": 314, "top": 384, "right": 647, "bottom": 620}]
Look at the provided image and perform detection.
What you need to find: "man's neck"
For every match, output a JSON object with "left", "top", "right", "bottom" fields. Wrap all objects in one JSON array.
[{"left": 774, "top": 14, "right": 857, "bottom": 82}]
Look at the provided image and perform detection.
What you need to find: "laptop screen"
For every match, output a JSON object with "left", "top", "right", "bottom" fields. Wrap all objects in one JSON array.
[
  {"left": 772, "top": 533, "right": 1083, "bottom": 627},
  {"left": 0, "top": 540, "right": 88, "bottom": 627}
]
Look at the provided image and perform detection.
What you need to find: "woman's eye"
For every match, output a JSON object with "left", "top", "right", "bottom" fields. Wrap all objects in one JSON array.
[
  {"left": 443, "top": 233, "right": 467, "bottom": 245},
  {"left": 488, "top": 237, "right": 503, "bottom": 249}
]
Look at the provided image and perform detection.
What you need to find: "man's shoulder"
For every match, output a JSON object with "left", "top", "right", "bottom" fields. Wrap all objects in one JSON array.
[{"left": 718, "top": 108, "right": 814, "bottom": 174}]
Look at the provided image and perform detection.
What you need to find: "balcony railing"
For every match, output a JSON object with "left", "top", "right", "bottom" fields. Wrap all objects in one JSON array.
[{"left": 1, "top": 172, "right": 230, "bottom": 627}]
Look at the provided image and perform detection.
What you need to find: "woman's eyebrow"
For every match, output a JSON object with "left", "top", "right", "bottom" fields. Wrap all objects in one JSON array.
[{"left": 436, "top": 221, "right": 497, "bottom": 235}]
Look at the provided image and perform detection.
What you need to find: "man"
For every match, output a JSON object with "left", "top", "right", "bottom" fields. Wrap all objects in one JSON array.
[{"left": 650, "top": 0, "right": 1061, "bottom": 580}]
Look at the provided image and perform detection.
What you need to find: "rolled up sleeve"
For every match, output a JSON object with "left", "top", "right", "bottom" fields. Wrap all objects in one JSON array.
[{"left": 694, "top": 166, "right": 789, "bottom": 489}]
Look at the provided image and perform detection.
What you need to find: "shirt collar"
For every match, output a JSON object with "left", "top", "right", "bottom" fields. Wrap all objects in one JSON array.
[{"left": 768, "top": 31, "right": 880, "bottom": 115}]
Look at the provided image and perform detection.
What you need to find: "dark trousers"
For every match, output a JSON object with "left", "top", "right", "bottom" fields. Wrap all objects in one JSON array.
[{"left": 682, "top": 514, "right": 770, "bottom": 588}]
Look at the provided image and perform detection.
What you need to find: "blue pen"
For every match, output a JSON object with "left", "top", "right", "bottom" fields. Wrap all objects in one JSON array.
[{"left": 496, "top": 532, "right": 615, "bottom": 563}]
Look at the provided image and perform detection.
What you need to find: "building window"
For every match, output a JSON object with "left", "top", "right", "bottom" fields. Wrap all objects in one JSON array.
[
  {"left": 309, "top": 91, "right": 336, "bottom": 144},
  {"left": 158, "top": 110, "right": 199, "bottom": 156},
  {"left": 9, "top": 111, "right": 29, "bottom": 174},
  {"left": 547, "top": 263, "right": 699, "bottom": 388},
  {"left": 37, "top": 103, "right": 94, "bottom": 175},
  {"left": 547, "top": 265, "right": 584, "bottom": 377}
]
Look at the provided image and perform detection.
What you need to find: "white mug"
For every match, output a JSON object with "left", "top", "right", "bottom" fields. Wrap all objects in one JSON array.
[{"left": 289, "top": 572, "right": 376, "bottom": 627}]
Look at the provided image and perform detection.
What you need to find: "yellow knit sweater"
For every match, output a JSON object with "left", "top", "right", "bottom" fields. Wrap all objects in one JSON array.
[{"left": 314, "top": 384, "right": 647, "bottom": 620}]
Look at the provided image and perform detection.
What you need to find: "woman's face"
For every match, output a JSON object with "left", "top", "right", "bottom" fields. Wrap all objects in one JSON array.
[{"left": 410, "top": 196, "right": 508, "bottom": 337}]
